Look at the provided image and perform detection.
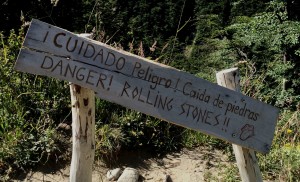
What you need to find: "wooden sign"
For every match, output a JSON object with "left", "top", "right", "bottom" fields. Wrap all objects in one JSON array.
[{"left": 15, "top": 19, "right": 279, "bottom": 153}]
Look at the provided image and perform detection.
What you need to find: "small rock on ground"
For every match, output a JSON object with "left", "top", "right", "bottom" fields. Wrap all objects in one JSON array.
[
  {"left": 117, "top": 168, "right": 139, "bottom": 182},
  {"left": 107, "top": 168, "right": 122, "bottom": 181}
]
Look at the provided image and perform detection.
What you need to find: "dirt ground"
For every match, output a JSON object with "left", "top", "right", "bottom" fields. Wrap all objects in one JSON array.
[{"left": 13, "top": 147, "right": 235, "bottom": 182}]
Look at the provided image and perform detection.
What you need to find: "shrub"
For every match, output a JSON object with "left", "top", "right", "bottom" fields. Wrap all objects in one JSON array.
[{"left": 0, "top": 27, "right": 70, "bottom": 178}]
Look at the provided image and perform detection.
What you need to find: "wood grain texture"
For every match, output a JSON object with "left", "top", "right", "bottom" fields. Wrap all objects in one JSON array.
[
  {"left": 216, "top": 68, "right": 263, "bottom": 182},
  {"left": 14, "top": 19, "right": 280, "bottom": 153},
  {"left": 70, "top": 84, "right": 95, "bottom": 182}
]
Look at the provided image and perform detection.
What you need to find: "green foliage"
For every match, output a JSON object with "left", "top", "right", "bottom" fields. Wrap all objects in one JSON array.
[
  {"left": 228, "top": 7, "right": 300, "bottom": 54},
  {"left": 222, "top": 3, "right": 300, "bottom": 179},
  {"left": 0, "top": 28, "right": 70, "bottom": 177},
  {"left": 222, "top": 111, "right": 300, "bottom": 181},
  {"left": 119, "top": 112, "right": 183, "bottom": 152},
  {"left": 222, "top": 165, "right": 240, "bottom": 182},
  {"left": 95, "top": 106, "right": 184, "bottom": 156},
  {"left": 226, "top": 1, "right": 300, "bottom": 109},
  {"left": 182, "top": 130, "right": 230, "bottom": 150},
  {"left": 260, "top": 147, "right": 300, "bottom": 181},
  {"left": 231, "top": 0, "right": 269, "bottom": 17},
  {"left": 95, "top": 123, "right": 125, "bottom": 160},
  {"left": 83, "top": 0, "right": 194, "bottom": 58},
  {"left": 258, "top": 110, "right": 300, "bottom": 181}
]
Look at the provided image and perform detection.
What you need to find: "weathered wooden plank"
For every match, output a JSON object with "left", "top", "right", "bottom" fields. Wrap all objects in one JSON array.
[{"left": 14, "top": 19, "right": 279, "bottom": 153}]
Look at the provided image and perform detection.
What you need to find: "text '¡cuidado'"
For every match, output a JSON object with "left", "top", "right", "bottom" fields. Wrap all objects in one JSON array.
[{"left": 51, "top": 32, "right": 126, "bottom": 71}]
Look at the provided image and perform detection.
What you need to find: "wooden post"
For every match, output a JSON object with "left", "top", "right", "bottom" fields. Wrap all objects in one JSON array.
[
  {"left": 216, "top": 68, "right": 263, "bottom": 182},
  {"left": 70, "top": 34, "right": 95, "bottom": 182}
]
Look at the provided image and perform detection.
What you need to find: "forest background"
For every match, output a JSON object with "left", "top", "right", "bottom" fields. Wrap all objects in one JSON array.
[{"left": 0, "top": 0, "right": 299, "bottom": 181}]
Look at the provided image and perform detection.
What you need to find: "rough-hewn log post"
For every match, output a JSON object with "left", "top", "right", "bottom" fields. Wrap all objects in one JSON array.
[
  {"left": 216, "top": 68, "right": 263, "bottom": 182},
  {"left": 70, "top": 34, "right": 95, "bottom": 182}
]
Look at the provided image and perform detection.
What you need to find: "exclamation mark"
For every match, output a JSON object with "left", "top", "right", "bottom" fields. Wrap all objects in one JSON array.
[
  {"left": 174, "top": 78, "right": 180, "bottom": 92},
  {"left": 43, "top": 31, "right": 49, "bottom": 43},
  {"left": 222, "top": 117, "right": 230, "bottom": 132},
  {"left": 106, "top": 75, "right": 113, "bottom": 91}
]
